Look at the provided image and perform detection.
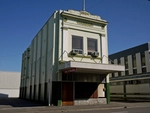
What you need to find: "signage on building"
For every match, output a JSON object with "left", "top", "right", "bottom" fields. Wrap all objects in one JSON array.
[
  {"left": 77, "top": 21, "right": 93, "bottom": 27},
  {"left": 64, "top": 68, "right": 76, "bottom": 73}
]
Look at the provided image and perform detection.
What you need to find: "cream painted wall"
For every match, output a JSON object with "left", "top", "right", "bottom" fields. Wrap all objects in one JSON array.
[
  {"left": 126, "top": 84, "right": 150, "bottom": 93},
  {"left": 62, "top": 28, "right": 103, "bottom": 63},
  {"left": 110, "top": 85, "right": 124, "bottom": 93},
  {"left": 98, "top": 84, "right": 105, "bottom": 97},
  {"left": 60, "top": 12, "right": 108, "bottom": 64}
]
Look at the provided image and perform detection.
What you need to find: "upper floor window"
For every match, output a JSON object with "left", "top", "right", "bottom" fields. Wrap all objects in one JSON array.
[
  {"left": 141, "top": 52, "right": 145, "bottom": 66},
  {"left": 118, "top": 59, "right": 121, "bottom": 65},
  {"left": 72, "top": 35, "right": 83, "bottom": 54},
  {"left": 87, "top": 38, "right": 97, "bottom": 55},
  {"left": 132, "top": 55, "right": 137, "bottom": 68},
  {"left": 125, "top": 57, "right": 128, "bottom": 69}
]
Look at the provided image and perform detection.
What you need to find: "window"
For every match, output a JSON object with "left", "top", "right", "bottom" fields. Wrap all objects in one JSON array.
[
  {"left": 110, "top": 82, "right": 123, "bottom": 86},
  {"left": 141, "top": 52, "right": 146, "bottom": 66},
  {"left": 133, "top": 69, "right": 137, "bottom": 74},
  {"left": 142, "top": 67, "right": 146, "bottom": 73},
  {"left": 118, "top": 59, "right": 121, "bottom": 65},
  {"left": 125, "top": 70, "right": 129, "bottom": 75},
  {"left": 118, "top": 72, "right": 121, "bottom": 76},
  {"left": 132, "top": 55, "right": 137, "bottom": 68},
  {"left": 125, "top": 57, "right": 128, "bottom": 69},
  {"left": 112, "top": 73, "right": 115, "bottom": 77},
  {"left": 87, "top": 38, "right": 97, "bottom": 55},
  {"left": 72, "top": 35, "right": 83, "bottom": 54}
]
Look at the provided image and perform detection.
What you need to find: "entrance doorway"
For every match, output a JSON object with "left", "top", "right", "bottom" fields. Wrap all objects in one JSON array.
[
  {"left": 75, "top": 82, "right": 98, "bottom": 99},
  {"left": 62, "top": 82, "right": 73, "bottom": 106}
]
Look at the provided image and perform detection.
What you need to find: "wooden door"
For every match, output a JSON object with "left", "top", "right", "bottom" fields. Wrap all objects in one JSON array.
[{"left": 62, "top": 82, "right": 73, "bottom": 106}]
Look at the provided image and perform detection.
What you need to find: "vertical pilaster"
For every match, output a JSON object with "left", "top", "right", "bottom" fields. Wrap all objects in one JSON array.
[
  {"left": 128, "top": 55, "right": 133, "bottom": 75},
  {"left": 62, "top": 27, "right": 69, "bottom": 61},
  {"left": 136, "top": 53, "right": 142, "bottom": 74},
  {"left": 120, "top": 57, "right": 125, "bottom": 76},
  {"left": 114, "top": 59, "right": 118, "bottom": 77},
  {"left": 145, "top": 51, "right": 150, "bottom": 72},
  {"left": 101, "top": 34, "right": 108, "bottom": 64}
]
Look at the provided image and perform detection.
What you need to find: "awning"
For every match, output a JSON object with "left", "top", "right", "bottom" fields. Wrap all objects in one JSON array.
[{"left": 59, "top": 61, "right": 125, "bottom": 74}]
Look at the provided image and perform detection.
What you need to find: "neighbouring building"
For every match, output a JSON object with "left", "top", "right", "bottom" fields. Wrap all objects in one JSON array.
[
  {"left": 0, "top": 71, "right": 21, "bottom": 98},
  {"left": 109, "top": 42, "right": 150, "bottom": 101},
  {"left": 20, "top": 9, "right": 124, "bottom": 106}
]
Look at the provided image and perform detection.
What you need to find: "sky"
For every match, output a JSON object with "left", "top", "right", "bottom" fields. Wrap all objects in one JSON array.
[{"left": 0, "top": 0, "right": 150, "bottom": 72}]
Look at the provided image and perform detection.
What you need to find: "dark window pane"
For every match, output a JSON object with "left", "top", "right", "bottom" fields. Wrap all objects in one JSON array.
[
  {"left": 125, "top": 57, "right": 128, "bottom": 69},
  {"left": 132, "top": 55, "right": 137, "bottom": 67},
  {"left": 87, "top": 38, "right": 97, "bottom": 52},
  {"left": 141, "top": 52, "right": 146, "bottom": 66},
  {"left": 125, "top": 70, "right": 129, "bottom": 75},
  {"left": 72, "top": 35, "right": 83, "bottom": 50},
  {"left": 142, "top": 67, "right": 146, "bottom": 73},
  {"left": 133, "top": 69, "right": 137, "bottom": 74}
]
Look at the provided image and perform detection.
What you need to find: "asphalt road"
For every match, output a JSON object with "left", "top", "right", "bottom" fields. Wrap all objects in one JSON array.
[
  {"left": 1, "top": 106, "right": 150, "bottom": 113},
  {"left": 74, "top": 107, "right": 150, "bottom": 113},
  {"left": 1, "top": 98, "right": 150, "bottom": 113}
]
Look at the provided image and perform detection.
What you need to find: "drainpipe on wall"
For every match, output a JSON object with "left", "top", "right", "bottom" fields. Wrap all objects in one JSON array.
[{"left": 48, "top": 79, "right": 51, "bottom": 106}]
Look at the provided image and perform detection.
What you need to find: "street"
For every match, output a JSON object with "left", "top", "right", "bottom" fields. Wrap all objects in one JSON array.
[
  {"left": 1, "top": 98, "right": 150, "bottom": 113},
  {"left": 1, "top": 106, "right": 150, "bottom": 113},
  {"left": 73, "top": 107, "right": 150, "bottom": 113}
]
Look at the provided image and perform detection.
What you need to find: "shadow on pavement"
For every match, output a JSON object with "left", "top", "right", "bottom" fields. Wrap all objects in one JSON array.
[{"left": 0, "top": 98, "right": 44, "bottom": 107}]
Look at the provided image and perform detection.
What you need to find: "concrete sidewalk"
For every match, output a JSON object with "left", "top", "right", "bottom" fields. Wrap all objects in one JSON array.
[
  {"left": 42, "top": 102, "right": 150, "bottom": 112},
  {"left": 0, "top": 103, "right": 123, "bottom": 113},
  {"left": 1, "top": 98, "right": 150, "bottom": 113}
]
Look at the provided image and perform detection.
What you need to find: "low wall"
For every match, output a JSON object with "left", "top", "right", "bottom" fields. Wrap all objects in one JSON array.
[{"left": 74, "top": 98, "right": 106, "bottom": 105}]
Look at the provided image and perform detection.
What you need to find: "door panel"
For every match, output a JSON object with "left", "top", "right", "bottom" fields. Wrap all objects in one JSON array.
[{"left": 62, "top": 82, "right": 73, "bottom": 106}]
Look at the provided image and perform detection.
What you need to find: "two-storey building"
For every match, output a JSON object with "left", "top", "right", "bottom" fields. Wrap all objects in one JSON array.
[{"left": 20, "top": 10, "right": 124, "bottom": 106}]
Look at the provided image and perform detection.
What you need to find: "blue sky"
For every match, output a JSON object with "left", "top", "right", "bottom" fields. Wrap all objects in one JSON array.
[{"left": 0, "top": 0, "right": 150, "bottom": 72}]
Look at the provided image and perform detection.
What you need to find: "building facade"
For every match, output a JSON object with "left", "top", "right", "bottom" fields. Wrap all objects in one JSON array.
[
  {"left": 109, "top": 42, "right": 150, "bottom": 101},
  {"left": 0, "top": 71, "right": 20, "bottom": 98},
  {"left": 20, "top": 10, "right": 124, "bottom": 106}
]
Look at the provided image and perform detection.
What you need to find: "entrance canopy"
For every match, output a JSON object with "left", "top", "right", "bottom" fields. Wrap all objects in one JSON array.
[{"left": 59, "top": 61, "right": 125, "bottom": 74}]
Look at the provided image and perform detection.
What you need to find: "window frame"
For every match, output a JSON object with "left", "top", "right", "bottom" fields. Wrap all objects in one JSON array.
[
  {"left": 72, "top": 35, "right": 83, "bottom": 54},
  {"left": 87, "top": 38, "right": 98, "bottom": 55}
]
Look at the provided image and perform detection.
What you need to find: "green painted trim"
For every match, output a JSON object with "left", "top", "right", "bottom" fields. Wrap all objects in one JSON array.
[
  {"left": 58, "top": 100, "right": 62, "bottom": 106},
  {"left": 68, "top": 54, "right": 102, "bottom": 60},
  {"left": 106, "top": 83, "right": 110, "bottom": 104},
  {"left": 59, "top": 61, "right": 68, "bottom": 64}
]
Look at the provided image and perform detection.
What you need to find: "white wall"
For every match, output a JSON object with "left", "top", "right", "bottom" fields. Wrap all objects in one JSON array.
[
  {"left": 0, "top": 89, "right": 19, "bottom": 98},
  {"left": 0, "top": 71, "right": 20, "bottom": 98}
]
